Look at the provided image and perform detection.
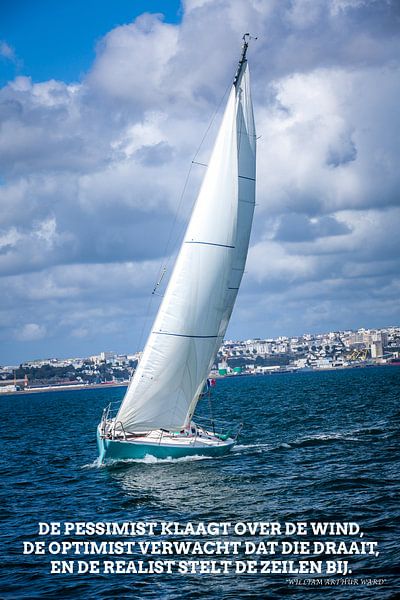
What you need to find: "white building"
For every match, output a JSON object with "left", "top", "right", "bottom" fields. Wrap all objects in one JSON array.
[{"left": 371, "top": 340, "right": 383, "bottom": 358}]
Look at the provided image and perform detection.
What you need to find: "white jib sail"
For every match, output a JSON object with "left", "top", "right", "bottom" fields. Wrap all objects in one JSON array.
[{"left": 116, "top": 63, "right": 256, "bottom": 433}]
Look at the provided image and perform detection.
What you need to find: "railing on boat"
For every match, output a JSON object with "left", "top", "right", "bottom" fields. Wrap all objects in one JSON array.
[
  {"left": 100, "top": 401, "right": 243, "bottom": 443},
  {"left": 193, "top": 416, "right": 243, "bottom": 440},
  {"left": 100, "top": 401, "right": 124, "bottom": 438}
]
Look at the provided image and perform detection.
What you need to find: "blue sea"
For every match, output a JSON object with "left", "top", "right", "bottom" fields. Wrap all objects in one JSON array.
[{"left": 1, "top": 366, "right": 399, "bottom": 599}]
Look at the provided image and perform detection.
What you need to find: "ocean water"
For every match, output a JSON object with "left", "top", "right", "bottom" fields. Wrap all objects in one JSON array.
[{"left": 1, "top": 366, "right": 399, "bottom": 599}]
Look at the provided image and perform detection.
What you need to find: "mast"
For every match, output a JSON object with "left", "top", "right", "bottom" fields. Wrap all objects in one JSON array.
[{"left": 233, "top": 33, "right": 256, "bottom": 88}]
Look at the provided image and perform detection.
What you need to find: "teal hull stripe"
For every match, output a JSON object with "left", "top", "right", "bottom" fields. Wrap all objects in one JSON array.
[{"left": 97, "top": 431, "right": 234, "bottom": 462}]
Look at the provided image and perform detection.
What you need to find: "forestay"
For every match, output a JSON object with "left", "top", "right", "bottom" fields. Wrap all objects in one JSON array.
[{"left": 116, "top": 62, "right": 256, "bottom": 433}]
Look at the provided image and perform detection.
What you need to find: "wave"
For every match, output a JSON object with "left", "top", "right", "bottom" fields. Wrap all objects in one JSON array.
[
  {"left": 233, "top": 432, "right": 360, "bottom": 453},
  {"left": 233, "top": 443, "right": 271, "bottom": 451},
  {"left": 286, "top": 423, "right": 389, "bottom": 450},
  {"left": 82, "top": 454, "right": 214, "bottom": 469},
  {"left": 289, "top": 431, "right": 360, "bottom": 447}
]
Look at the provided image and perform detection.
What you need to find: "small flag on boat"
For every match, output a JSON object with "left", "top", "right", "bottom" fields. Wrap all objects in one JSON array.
[{"left": 207, "top": 378, "right": 216, "bottom": 388}]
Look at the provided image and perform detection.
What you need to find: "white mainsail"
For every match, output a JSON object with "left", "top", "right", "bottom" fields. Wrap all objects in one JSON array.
[{"left": 116, "top": 58, "right": 256, "bottom": 433}]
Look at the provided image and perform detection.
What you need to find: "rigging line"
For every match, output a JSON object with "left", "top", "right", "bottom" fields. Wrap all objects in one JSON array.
[
  {"left": 158, "top": 78, "right": 234, "bottom": 276},
  {"left": 152, "top": 266, "right": 166, "bottom": 295},
  {"left": 139, "top": 79, "right": 233, "bottom": 355},
  {"left": 135, "top": 292, "right": 155, "bottom": 356},
  {"left": 135, "top": 42, "right": 255, "bottom": 368},
  {"left": 136, "top": 158, "right": 195, "bottom": 356},
  {"left": 236, "top": 74, "right": 247, "bottom": 160},
  {"left": 207, "top": 388, "right": 215, "bottom": 434},
  {"left": 169, "top": 79, "right": 238, "bottom": 269},
  {"left": 160, "top": 161, "right": 194, "bottom": 273},
  {"left": 192, "top": 80, "right": 232, "bottom": 164}
]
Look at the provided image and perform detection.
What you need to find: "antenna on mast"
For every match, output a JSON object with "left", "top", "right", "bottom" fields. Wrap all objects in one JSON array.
[{"left": 233, "top": 33, "right": 257, "bottom": 87}]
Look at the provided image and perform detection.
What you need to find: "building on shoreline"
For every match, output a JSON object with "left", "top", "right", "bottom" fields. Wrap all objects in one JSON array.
[{"left": 1, "top": 326, "right": 399, "bottom": 387}]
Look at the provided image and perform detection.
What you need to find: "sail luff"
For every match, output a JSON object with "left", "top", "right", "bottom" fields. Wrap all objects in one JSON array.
[{"left": 116, "top": 60, "right": 255, "bottom": 433}]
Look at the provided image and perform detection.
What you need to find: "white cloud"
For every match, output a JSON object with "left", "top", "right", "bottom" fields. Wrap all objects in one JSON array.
[
  {"left": 88, "top": 14, "right": 178, "bottom": 108},
  {"left": 248, "top": 240, "right": 319, "bottom": 284},
  {"left": 256, "top": 66, "right": 400, "bottom": 217},
  {"left": 0, "top": 0, "right": 399, "bottom": 361},
  {"left": 0, "top": 41, "right": 16, "bottom": 61},
  {"left": 70, "top": 327, "right": 89, "bottom": 339},
  {"left": 0, "top": 227, "right": 22, "bottom": 251},
  {"left": 329, "top": 0, "right": 378, "bottom": 16},
  {"left": 17, "top": 323, "right": 47, "bottom": 341},
  {"left": 285, "top": 0, "right": 324, "bottom": 29}
]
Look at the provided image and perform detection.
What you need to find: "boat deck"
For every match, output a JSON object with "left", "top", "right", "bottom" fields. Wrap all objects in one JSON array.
[{"left": 103, "top": 425, "right": 227, "bottom": 447}]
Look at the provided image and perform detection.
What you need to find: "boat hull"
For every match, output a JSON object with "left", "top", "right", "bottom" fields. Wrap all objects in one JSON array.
[{"left": 97, "top": 426, "right": 235, "bottom": 463}]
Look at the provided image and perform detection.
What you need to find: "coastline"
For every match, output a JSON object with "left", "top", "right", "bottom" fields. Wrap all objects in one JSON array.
[
  {"left": 0, "top": 381, "right": 129, "bottom": 397},
  {"left": 1, "top": 362, "right": 398, "bottom": 397}
]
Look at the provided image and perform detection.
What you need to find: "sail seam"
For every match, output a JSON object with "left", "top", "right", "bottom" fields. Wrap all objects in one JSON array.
[
  {"left": 239, "top": 175, "right": 255, "bottom": 181},
  {"left": 238, "top": 131, "right": 257, "bottom": 138},
  {"left": 185, "top": 241, "right": 235, "bottom": 249},
  {"left": 153, "top": 332, "right": 219, "bottom": 339}
]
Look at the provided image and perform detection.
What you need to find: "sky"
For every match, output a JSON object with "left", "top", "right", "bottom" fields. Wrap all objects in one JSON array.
[{"left": 0, "top": 0, "right": 399, "bottom": 364}]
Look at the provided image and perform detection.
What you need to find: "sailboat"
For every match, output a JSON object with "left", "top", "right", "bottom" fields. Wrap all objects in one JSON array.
[{"left": 97, "top": 35, "right": 256, "bottom": 463}]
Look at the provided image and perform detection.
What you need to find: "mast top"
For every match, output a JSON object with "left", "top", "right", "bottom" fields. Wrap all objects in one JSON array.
[{"left": 233, "top": 33, "right": 257, "bottom": 88}]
